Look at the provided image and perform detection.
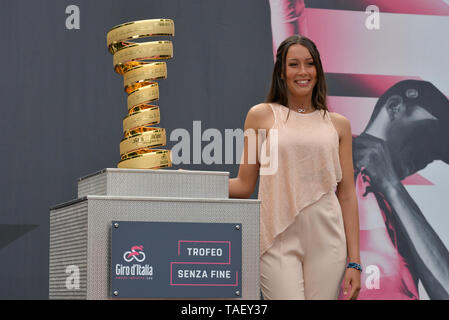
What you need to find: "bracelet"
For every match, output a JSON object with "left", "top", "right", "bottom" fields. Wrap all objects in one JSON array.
[{"left": 347, "top": 262, "right": 363, "bottom": 272}]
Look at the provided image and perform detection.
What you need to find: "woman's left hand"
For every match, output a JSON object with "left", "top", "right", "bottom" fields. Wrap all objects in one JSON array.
[{"left": 343, "top": 268, "right": 362, "bottom": 300}]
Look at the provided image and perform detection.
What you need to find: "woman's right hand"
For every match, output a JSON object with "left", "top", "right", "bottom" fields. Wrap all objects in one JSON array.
[{"left": 229, "top": 104, "right": 273, "bottom": 198}]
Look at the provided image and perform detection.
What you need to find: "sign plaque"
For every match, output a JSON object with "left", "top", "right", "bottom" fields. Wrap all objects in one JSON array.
[{"left": 111, "top": 221, "right": 242, "bottom": 298}]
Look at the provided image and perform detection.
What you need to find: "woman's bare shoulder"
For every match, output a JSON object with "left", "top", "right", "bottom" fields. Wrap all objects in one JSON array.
[
  {"left": 248, "top": 102, "right": 273, "bottom": 117},
  {"left": 328, "top": 111, "right": 351, "bottom": 137},
  {"left": 246, "top": 103, "right": 275, "bottom": 130},
  {"left": 328, "top": 111, "right": 347, "bottom": 121}
]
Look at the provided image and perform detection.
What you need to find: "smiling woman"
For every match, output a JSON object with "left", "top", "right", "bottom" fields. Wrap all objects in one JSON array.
[
  {"left": 266, "top": 35, "right": 328, "bottom": 119},
  {"left": 283, "top": 45, "right": 317, "bottom": 111},
  {"left": 229, "top": 35, "right": 362, "bottom": 300}
]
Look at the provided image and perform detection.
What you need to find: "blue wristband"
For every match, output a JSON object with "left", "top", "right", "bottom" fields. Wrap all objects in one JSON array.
[{"left": 347, "top": 262, "right": 362, "bottom": 272}]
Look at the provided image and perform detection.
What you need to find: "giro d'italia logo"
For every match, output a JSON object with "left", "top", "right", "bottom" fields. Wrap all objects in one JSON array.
[
  {"left": 115, "top": 245, "right": 153, "bottom": 280},
  {"left": 123, "top": 245, "right": 146, "bottom": 262}
]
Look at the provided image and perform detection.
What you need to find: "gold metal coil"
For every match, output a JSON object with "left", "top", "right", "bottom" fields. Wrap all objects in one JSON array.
[
  {"left": 108, "top": 18, "right": 174, "bottom": 169},
  {"left": 118, "top": 149, "right": 172, "bottom": 169},
  {"left": 113, "top": 41, "right": 173, "bottom": 74},
  {"left": 120, "top": 127, "right": 166, "bottom": 156},
  {"left": 124, "top": 62, "right": 167, "bottom": 92},
  {"left": 107, "top": 19, "right": 175, "bottom": 53},
  {"left": 127, "top": 83, "right": 159, "bottom": 110},
  {"left": 123, "top": 105, "right": 160, "bottom": 133}
]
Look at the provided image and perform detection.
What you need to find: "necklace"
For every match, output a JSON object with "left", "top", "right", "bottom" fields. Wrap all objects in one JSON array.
[
  {"left": 295, "top": 106, "right": 314, "bottom": 113},
  {"left": 288, "top": 102, "right": 314, "bottom": 113}
]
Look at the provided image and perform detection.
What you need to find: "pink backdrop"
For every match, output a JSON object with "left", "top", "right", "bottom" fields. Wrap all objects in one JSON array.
[{"left": 269, "top": 0, "right": 449, "bottom": 300}]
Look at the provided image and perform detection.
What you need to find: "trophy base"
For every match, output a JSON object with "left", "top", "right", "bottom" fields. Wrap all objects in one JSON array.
[
  {"left": 77, "top": 168, "right": 229, "bottom": 199},
  {"left": 49, "top": 168, "right": 260, "bottom": 300}
]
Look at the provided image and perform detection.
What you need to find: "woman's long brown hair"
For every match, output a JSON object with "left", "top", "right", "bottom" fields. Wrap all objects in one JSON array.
[{"left": 266, "top": 35, "right": 328, "bottom": 119}]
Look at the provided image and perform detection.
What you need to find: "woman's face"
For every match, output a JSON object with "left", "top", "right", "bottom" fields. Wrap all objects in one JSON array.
[{"left": 284, "top": 44, "right": 318, "bottom": 101}]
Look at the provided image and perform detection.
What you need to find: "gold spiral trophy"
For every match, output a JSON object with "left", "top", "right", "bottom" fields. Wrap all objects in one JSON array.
[{"left": 107, "top": 19, "right": 174, "bottom": 169}]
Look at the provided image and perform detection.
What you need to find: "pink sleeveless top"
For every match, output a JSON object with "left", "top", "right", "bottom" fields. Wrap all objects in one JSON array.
[{"left": 258, "top": 103, "right": 343, "bottom": 256}]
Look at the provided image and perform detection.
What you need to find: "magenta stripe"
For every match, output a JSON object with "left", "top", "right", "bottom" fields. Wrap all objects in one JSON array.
[{"left": 305, "top": 0, "right": 449, "bottom": 16}]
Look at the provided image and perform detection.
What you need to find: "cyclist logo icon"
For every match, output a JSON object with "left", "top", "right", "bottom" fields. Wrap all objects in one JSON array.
[{"left": 123, "top": 245, "right": 146, "bottom": 262}]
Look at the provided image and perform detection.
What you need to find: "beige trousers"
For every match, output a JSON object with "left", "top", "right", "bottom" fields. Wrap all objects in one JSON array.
[{"left": 260, "top": 190, "right": 347, "bottom": 300}]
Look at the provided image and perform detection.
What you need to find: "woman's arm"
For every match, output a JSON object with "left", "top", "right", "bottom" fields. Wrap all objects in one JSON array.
[
  {"left": 335, "top": 115, "right": 361, "bottom": 264},
  {"left": 331, "top": 113, "right": 361, "bottom": 299},
  {"left": 229, "top": 106, "right": 264, "bottom": 199}
]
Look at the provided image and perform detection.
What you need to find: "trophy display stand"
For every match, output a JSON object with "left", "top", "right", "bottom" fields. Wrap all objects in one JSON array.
[{"left": 49, "top": 168, "right": 260, "bottom": 300}]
